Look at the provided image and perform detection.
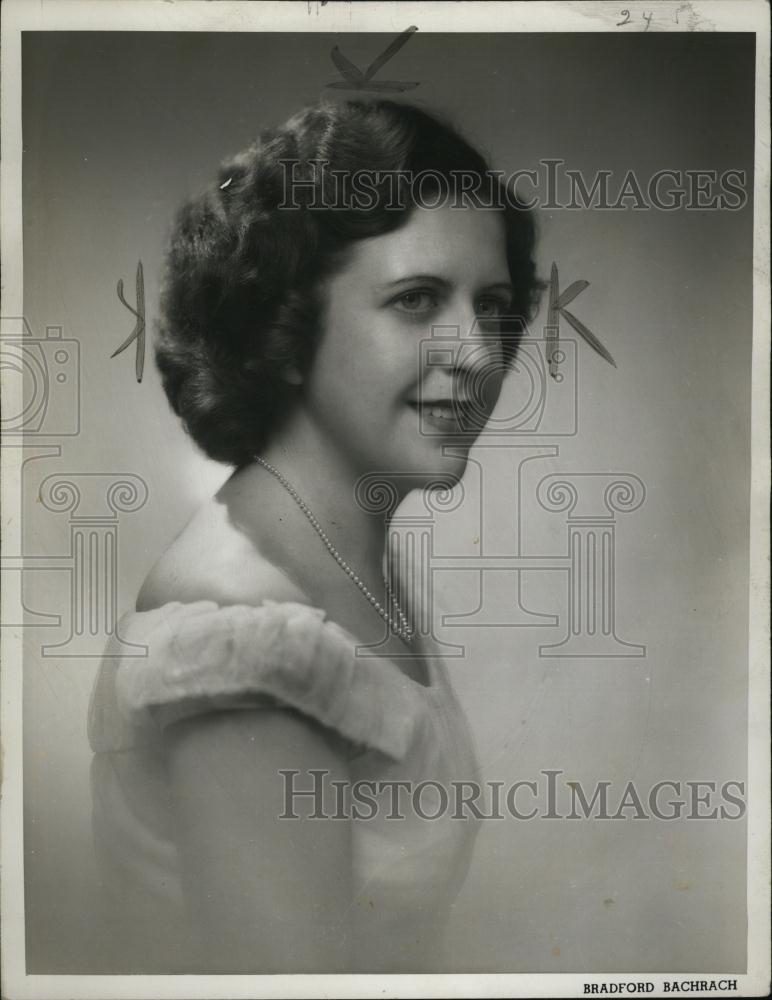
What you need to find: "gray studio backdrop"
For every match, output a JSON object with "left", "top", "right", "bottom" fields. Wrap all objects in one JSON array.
[{"left": 17, "top": 31, "right": 753, "bottom": 972}]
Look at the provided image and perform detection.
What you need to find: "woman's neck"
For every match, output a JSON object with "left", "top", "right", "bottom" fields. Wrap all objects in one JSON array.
[{"left": 248, "top": 414, "right": 408, "bottom": 588}]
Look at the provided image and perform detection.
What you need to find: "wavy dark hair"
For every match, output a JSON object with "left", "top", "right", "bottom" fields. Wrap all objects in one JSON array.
[{"left": 155, "top": 99, "right": 543, "bottom": 466}]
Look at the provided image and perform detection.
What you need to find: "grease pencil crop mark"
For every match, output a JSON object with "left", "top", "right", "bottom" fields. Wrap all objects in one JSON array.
[
  {"left": 548, "top": 263, "right": 617, "bottom": 378},
  {"left": 111, "top": 261, "right": 145, "bottom": 383},
  {"left": 327, "top": 26, "right": 420, "bottom": 93}
]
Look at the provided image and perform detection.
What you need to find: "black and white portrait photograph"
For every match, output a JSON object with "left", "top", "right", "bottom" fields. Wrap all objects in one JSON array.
[{"left": 1, "top": 2, "right": 769, "bottom": 997}]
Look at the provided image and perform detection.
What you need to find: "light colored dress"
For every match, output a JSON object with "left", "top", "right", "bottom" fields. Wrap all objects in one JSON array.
[{"left": 88, "top": 599, "right": 482, "bottom": 973}]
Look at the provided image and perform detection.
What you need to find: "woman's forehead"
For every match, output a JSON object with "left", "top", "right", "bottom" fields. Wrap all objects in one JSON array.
[{"left": 340, "top": 204, "right": 509, "bottom": 286}]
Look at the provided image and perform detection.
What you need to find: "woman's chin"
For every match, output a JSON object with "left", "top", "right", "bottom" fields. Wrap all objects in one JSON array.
[
  {"left": 356, "top": 437, "right": 472, "bottom": 495},
  {"left": 392, "top": 447, "right": 470, "bottom": 491}
]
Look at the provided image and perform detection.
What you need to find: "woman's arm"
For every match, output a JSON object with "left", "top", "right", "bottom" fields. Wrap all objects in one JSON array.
[{"left": 163, "top": 706, "right": 353, "bottom": 973}]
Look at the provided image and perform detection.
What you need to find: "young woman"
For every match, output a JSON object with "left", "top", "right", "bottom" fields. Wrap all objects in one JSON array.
[{"left": 88, "top": 99, "right": 541, "bottom": 973}]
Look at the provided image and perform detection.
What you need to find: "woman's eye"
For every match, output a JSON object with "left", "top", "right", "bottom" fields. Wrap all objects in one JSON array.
[
  {"left": 394, "top": 290, "right": 437, "bottom": 313},
  {"left": 476, "top": 296, "right": 508, "bottom": 317}
]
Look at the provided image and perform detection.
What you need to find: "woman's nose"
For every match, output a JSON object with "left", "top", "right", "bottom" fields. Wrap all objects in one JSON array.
[{"left": 439, "top": 300, "right": 502, "bottom": 377}]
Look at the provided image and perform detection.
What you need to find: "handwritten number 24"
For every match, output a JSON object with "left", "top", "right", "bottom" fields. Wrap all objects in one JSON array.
[{"left": 617, "top": 10, "right": 653, "bottom": 30}]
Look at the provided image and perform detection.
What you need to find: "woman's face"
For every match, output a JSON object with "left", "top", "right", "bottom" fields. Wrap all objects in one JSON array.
[{"left": 299, "top": 203, "right": 513, "bottom": 487}]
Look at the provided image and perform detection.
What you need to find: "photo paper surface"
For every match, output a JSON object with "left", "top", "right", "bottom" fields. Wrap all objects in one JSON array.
[{"left": 1, "top": 2, "right": 769, "bottom": 997}]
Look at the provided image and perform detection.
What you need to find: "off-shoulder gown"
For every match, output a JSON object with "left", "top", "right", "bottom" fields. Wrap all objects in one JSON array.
[{"left": 88, "top": 599, "right": 481, "bottom": 972}]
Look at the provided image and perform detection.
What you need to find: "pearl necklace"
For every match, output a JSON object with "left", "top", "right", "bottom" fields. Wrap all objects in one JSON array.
[{"left": 254, "top": 456, "right": 414, "bottom": 642}]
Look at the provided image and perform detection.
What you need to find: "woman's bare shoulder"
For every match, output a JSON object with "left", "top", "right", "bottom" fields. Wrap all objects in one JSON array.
[{"left": 136, "top": 497, "right": 310, "bottom": 613}]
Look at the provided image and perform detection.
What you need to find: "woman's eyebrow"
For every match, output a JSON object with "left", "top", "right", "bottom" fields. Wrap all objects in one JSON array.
[
  {"left": 377, "top": 276, "right": 514, "bottom": 295},
  {"left": 377, "top": 274, "right": 452, "bottom": 291},
  {"left": 479, "top": 281, "right": 516, "bottom": 297}
]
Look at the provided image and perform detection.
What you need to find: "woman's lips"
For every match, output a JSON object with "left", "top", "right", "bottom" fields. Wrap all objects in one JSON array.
[{"left": 406, "top": 399, "right": 485, "bottom": 434}]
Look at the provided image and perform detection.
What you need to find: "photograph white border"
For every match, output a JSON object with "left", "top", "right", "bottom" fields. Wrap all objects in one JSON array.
[{"left": 1, "top": 2, "right": 769, "bottom": 997}]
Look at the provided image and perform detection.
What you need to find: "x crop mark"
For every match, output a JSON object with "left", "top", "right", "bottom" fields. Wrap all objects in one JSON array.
[{"left": 327, "top": 26, "right": 419, "bottom": 92}]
